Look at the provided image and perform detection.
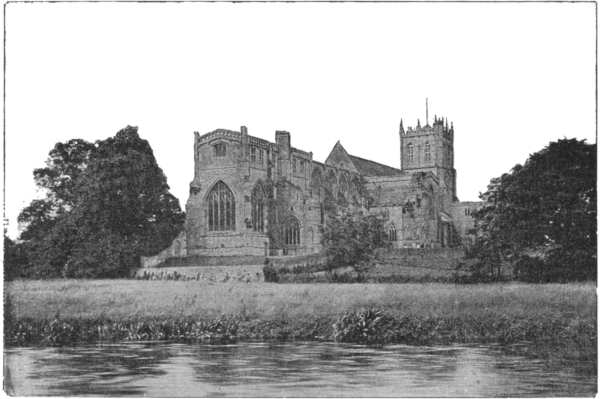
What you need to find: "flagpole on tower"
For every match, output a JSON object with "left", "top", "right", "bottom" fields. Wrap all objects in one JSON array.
[{"left": 426, "top": 98, "right": 429, "bottom": 126}]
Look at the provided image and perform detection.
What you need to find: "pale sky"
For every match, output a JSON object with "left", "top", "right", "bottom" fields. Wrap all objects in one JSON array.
[{"left": 3, "top": 2, "right": 596, "bottom": 239}]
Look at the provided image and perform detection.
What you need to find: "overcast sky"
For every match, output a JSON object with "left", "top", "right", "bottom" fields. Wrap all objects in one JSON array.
[{"left": 4, "top": 2, "right": 596, "bottom": 239}]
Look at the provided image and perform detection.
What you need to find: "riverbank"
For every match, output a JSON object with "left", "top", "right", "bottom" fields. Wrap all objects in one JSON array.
[{"left": 5, "top": 280, "right": 596, "bottom": 362}]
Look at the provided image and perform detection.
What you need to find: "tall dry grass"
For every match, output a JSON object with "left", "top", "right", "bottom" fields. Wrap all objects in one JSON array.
[{"left": 7, "top": 279, "right": 595, "bottom": 322}]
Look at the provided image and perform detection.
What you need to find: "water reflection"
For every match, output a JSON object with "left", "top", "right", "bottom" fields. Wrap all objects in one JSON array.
[{"left": 5, "top": 342, "right": 597, "bottom": 397}]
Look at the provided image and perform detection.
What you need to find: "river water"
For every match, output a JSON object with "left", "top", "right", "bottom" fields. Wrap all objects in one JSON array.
[{"left": 4, "top": 342, "right": 596, "bottom": 397}]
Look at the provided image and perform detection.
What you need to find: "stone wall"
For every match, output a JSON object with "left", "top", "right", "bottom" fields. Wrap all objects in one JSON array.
[
  {"left": 266, "top": 252, "right": 328, "bottom": 270},
  {"left": 367, "top": 173, "right": 442, "bottom": 247},
  {"left": 450, "top": 201, "right": 480, "bottom": 244},
  {"left": 143, "top": 254, "right": 266, "bottom": 268},
  {"left": 141, "top": 232, "right": 187, "bottom": 268},
  {"left": 186, "top": 129, "right": 271, "bottom": 256},
  {"left": 134, "top": 265, "right": 264, "bottom": 282},
  {"left": 374, "top": 247, "right": 466, "bottom": 270}
]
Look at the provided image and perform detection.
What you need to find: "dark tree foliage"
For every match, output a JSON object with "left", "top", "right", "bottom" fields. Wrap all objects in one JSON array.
[
  {"left": 13, "top": 126, "right": 185, "bottom": 279},
  {"left": 470, "top": 138, "right": 596, "bottom": 282},
  {"left": 33, "top": 139, "right": 96, "bottom": 206},
  {"left": 4, "top": 235, "right": 29, "bottom": 280},
  {"left": 321, "top": 210, "right": 389, "bottom": 269}
]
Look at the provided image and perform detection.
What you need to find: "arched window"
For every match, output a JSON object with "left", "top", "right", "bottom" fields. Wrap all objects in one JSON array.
[
  {"left": 207, "top": 181, "right": 235, "bottom": 231},
  {"left": 311, "top": 168, "right": 322, "bottom": 196},
  {"left": 251, "top": 183, "right": 266, "bottom": 232},
  {"left": 407, "top": 143, "right": 414, "bottom": 162},
  {"left": 284, "top": 217, "right": 300, "bottom": 245},
  {"left": 424, "top": 142, "right": 431, "bottom": 161},
  {"left": 327, "top": 170, "right": 337, "bottom": 187},
  {"left": 388, "top": 224, "right": 397, "bottom": 241},
  {"left": 339, "top": 174, "right": 349, "bottom": 194}
]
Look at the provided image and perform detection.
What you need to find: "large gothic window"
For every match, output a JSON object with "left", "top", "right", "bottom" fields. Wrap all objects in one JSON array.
[
  {"left": 284, "top": 217, "right": 300, "bottom": 245},
  {"left": 407, "top": 143, "right": 414, "bottom": 162},
  {"left": 424, "top": 142, "right": 431, "bottom": 161},
  {"left": 207, "top": 181, "right": 235, "bottom": 231},
  {"left": 251, "top": 183, "right": 266, "bottom": 232}
]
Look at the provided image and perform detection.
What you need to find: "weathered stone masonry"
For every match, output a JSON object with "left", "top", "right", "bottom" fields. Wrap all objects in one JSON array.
[{"left": 142, "top": 115, "right": 481, "bottom": 266}]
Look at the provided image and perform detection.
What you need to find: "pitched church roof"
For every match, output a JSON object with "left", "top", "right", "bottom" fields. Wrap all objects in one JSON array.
[
  {"left": 325, "top": 141, "right": 402, "bottom": 176},
  {"left": 347, "top": 154, "right": 403, "bottom": 176}
]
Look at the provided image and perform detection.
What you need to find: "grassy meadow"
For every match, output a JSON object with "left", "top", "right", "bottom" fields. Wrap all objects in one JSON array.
[
  {"left": 7, "top": 279, "right": 595, "bottom": 321},
  {"left": 5, "top": 280, "right": 597, "bottom": 362}
]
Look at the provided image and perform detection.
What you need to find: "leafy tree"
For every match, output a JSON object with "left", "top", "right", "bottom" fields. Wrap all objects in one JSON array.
[
  {"left": 33, "top": 139, "right": 96, "bottom": 206},
  {"left": 15, "top": 126, "right": 185, "bottom": 278},
  {"left": 470, "top": 138, "right": 596, "bottom": 282},
  {"left": 321, "top": 209, "right": 389, "bottom": 269},
  {"left": 4, "top": 235, "right": 28, "bottom": 280}
]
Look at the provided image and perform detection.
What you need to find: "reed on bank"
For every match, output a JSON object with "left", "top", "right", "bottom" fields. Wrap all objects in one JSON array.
[{"left": 5, "top": 279, "right": 596, "bottom": 362}]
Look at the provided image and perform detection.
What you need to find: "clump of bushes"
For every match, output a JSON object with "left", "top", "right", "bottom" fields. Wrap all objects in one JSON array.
[{"left": 333, "top": 308, "right": 396, "bottom": 344}]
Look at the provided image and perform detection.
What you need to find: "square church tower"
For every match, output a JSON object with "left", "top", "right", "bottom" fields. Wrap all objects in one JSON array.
[{"left": 399, "top": 101, "right": 457, "bottom": 201}]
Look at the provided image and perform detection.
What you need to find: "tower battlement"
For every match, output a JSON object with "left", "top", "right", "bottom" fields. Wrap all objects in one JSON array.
[{"left": 401, "top": 116, "right": 454, "bottom": 140}]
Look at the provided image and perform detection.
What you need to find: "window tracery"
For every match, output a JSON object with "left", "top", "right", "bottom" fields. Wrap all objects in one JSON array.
[
  {"left": 207, "top": 181, "right": 235, "bottom": 231},
  {"left": 251, "top": 183, "right": 266, "bottom": 232},
  {"left": 284, "top": 217, "right": 300, "bottom": 245}
]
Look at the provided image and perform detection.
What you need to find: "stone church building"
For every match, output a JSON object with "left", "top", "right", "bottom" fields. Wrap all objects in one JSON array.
[{"left": 145, "top": 115, "right": 480, "bottom": 264}]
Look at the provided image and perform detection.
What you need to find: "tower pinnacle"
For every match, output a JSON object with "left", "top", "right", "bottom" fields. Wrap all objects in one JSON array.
[{"left": 425, "top": 98, "right": 429, "bottom": 126}]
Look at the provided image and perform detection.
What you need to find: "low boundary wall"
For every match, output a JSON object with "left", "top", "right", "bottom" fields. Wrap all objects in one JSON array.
[
  {"left": 134, "top": 265, "right": 264, "bottom": 282},
  {"left": 374, "top": 247, "right": 466, "bottom": 269}
]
